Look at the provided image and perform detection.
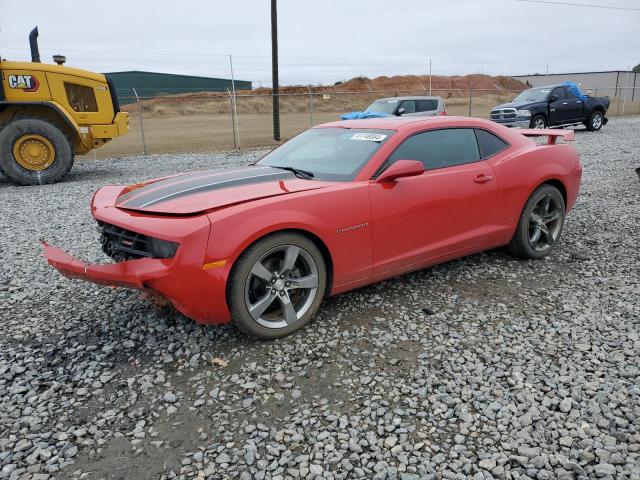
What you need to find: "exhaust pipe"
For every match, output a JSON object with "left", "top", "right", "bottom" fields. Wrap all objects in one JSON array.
[{"left": 29, "top": 27, "right": 40, "bottom": 63}]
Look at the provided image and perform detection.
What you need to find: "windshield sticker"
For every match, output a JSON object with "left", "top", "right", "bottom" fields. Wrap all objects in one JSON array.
[
  {"left": 387, "top": 100, "right": 398, "bottom": 103},
  {"left": 350, "top": 133, "right": 388, "bottom": 142}
]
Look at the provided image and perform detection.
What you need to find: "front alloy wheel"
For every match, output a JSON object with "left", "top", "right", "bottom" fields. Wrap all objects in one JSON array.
[
  {"left": 245, "top": 245, "right": 319, "bottom": 329},
  {"left": 531, "top": 115, "right": 546, "bottom": 129},
  {"left": 229, "top": 232, "right": 326, "bottom": 339}
]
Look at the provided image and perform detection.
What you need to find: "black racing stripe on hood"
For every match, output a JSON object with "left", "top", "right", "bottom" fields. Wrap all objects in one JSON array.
[
  {"left": 119, "top": 167, "right": 294, "bottom": 209},
  {"left": 116, "top": 166, "right": 274, "bottom": 205}
]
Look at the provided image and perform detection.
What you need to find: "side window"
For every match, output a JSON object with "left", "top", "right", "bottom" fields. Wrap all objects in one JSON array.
[
  {"left": 64, "top": 83, "right": 98, "bottom": 112},
  {"left": 551, "top": 87, "right": 565, "bottom": 100},
  {"left": 564, "top": 87, "right": 578, "bottom": 99},
  {"left": 388, "top": 128, "right": 480, "bottom": 170},
  {"left": 400, "top": 100, "right": 416, "bottom": 114},
  {"left": 475, "top": 129, "right": 509, "bottom": 158},
  {"left": 415, "top": 99, "right": 438, "bottom": 112}
]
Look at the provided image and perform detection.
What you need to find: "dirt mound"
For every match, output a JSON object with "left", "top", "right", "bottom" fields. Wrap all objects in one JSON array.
[
  {"left": 249, "top": 74, "right": 526, "bottom": 96},
  {"left": 125, "top": 74, "right": 527, "bottom": 117}
]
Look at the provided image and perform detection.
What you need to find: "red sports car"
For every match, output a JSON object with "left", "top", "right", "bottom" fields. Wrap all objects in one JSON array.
[{"left": 44, "top": 117, "right": 582, "bottom": 339}]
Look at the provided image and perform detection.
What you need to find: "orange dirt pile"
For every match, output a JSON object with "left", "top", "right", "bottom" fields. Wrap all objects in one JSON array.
[
  {"left": 252, "top": 74, "right": 527, "bottom": 95},
  {"left": 124, "top": 74, "right": 527, "bottom": 117}
]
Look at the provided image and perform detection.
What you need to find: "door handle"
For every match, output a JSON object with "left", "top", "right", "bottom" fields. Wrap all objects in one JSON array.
[{"left": 474, "top": 174, "right": 493, "bottom": 184}]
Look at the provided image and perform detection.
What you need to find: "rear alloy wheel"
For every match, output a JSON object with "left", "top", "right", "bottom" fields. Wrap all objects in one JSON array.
[
  {"left": 586, "top": 110, "right": 603, "bottom": 132},
  {"left": 530, "top": 115, "right": 547, "bottom": 129},
  {"left": 229, "top": 233, "right": 326, "bottom": 339},
  {"left": 508, "top": 184, "right": 565, "bottom": 259}
]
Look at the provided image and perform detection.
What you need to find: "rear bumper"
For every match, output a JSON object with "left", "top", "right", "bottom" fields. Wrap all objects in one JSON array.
[{"left": 42, "top": 186, "right": 233, "bottom": 324}]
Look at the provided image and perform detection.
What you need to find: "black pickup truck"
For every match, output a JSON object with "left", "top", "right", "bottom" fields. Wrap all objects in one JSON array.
[{"left": 490, "top": 84, "right": 610, "bottom": 131}]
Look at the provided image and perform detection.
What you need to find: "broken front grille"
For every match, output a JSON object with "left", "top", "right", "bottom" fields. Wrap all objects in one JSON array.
[{"left": 98, "top": 221, "right": 154, "bottom": 261}]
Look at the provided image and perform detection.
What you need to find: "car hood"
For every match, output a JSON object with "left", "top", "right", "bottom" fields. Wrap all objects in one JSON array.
[
  {"left": 115, "top": 166, "right": 337, "bottom": 215},
  {"left": 493, "top": 100, "right": 545, "bottom": 110}
]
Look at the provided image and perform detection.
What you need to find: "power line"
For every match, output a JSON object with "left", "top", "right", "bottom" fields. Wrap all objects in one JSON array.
[{"left": 515, "top": 0, "right": 640, "bottom": 10}]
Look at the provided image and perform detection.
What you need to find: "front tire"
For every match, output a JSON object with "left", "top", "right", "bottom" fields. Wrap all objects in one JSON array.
[
  {"left": 228, "top": 232, "right": 327, "bottom": 339},
  {"left": 0, "top": 118, "right": 74, "bottom": 186},
  {"left": 530, "top": 114, "right": 547, "bottom": 129},
  {"left": 508, "top": 185, "right": 565, "bottom": 259},
  {"left": 585, "top": 110, "right": 604, "bottom": 131}
]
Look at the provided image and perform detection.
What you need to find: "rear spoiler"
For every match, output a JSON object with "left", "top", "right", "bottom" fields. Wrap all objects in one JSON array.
[{"left": 518, "top": 129, "right": 574, "bottom": 145}]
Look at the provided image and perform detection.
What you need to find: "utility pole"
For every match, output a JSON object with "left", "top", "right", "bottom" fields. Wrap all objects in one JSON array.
[
  {"left": 229, "top": 55, "right": 239, "bottom": 148},
  {"left": 271, "top": 0, "right": 280, "bottom": 141},
  {"left": 546, "top": 65, "right": 549, "bottom": 79}
]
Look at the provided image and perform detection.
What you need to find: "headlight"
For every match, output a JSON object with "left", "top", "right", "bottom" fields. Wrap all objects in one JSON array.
[
  {"left": 516, "top": 110, "right": 531, "bottom": 117},
  {"left": 150, "top": 238, "right": 179, "bottom": 259}
]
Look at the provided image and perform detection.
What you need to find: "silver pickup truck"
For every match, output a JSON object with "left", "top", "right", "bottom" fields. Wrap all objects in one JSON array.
[{"left": 365, "top": 96, "right": 447, "bottom": 117}]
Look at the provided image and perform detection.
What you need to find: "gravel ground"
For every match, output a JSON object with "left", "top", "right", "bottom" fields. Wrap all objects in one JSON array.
[{"left": 0, "top": 117, "right": 639, "bottom": 480}]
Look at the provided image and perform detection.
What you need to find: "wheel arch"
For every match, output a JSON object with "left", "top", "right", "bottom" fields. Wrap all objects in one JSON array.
[
  {"left": 225, "top": 227, "right": 335, "bottom": 302},
  {"left": 0, "top": 101, "right": 83, "bottom": 150},
  {"left": 538, "top": 178, "right": 567, "bottom": 209}
]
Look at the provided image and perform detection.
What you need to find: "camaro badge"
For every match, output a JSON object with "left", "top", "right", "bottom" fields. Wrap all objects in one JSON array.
[
  {"left": 8, "top": 74, "right": 40, "bottom": 92},
  {"left": 336, "top": 222, "right": 369, "bottom": 234}
]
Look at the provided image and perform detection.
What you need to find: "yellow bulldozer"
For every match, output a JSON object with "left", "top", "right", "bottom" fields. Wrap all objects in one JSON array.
[{"left": 0, "top": 27, "right": 128, "bottom": 185}]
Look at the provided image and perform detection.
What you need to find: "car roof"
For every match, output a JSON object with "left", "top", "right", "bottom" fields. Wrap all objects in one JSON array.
[
  {"left": 374, "top": 96, "right": 443, "bottom": 101},
  {"left": 317, "top": 116, "right": 497, "bottom": 131},
  {"left": 529, "top": 84, "right": 563, "bottom": 89}
]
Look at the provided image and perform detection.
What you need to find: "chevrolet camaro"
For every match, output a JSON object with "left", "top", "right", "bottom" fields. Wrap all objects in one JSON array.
[{"left": 44, "top": 117, "right": 582, "bottom": 339}]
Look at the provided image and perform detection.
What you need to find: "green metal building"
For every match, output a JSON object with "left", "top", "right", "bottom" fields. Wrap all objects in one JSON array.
[{"left": 104, "top": 70, "right": 252, "bottom": 104}]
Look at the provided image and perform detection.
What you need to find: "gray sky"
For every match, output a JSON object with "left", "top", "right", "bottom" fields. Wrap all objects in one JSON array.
[{"left": 1, "top": 0, "right": 639, "bottom": 86}]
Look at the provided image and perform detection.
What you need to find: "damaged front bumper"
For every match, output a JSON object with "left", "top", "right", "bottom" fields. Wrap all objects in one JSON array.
[
  {"left": 42, "top": 185, "right": 233, "bottom": 324},
  {"left": 43, "top": 242, "right": 170, "bottom": 289}
]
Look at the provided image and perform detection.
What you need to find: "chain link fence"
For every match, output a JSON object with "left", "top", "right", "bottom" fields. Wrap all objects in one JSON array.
[{"left": 94, "top": 86, "right": 640, "bottom": 158}]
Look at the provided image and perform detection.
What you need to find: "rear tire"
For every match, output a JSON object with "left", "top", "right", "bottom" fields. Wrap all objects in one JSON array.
[
  {"left": 530, "top": 115, "right": 547, "bottom": 129},
  {"left": 228, "top": 232, "right": 327, "bottom": 339},
  {"left": 0, "top": 118, "right": 74, "bottom": 186},
  {"left": 508, "top": 185, "right": 565, "bottom": 259},
  {"left": 585, "top": 110, "right": 603, "bottom": 132}
]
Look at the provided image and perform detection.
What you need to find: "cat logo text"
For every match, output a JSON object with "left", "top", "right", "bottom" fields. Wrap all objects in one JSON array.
[{"left": 8, "top": 75, "right": 40, "bottom": 92}]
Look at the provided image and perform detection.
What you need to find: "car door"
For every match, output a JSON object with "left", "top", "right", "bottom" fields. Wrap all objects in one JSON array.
[
  {"left": 369, "top": 128, "right": 498, "bottom": 274},
  {"left": 398, "top": 100, "right": 416, "bottom": 116},
  {"left": 548, "top": 87, "right": 570, "bottom": 125},
  {"left": 562, "top": 87, "right": 583, "bottom": 122}
]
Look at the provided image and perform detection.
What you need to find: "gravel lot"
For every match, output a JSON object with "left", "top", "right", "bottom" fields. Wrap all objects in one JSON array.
[{"left": 1, "top": 117, "right": 639, "bottom": 480}]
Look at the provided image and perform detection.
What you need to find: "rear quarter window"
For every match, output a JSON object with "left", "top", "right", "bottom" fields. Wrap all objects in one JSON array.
[
  {"left": 474, "top": 129, "right": 509, "bottom": 158},
  {"left": 416, "top": 99, "right": 439, "bottom": 112}
]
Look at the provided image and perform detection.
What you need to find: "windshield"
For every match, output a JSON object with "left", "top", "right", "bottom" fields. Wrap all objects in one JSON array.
[
  {"left": 257, "top": 127, "right": 394, "bottom": 181},
  {"left": 364, "top": 100, "right": 399, "bottom": 115},
  {"left": 513, "top": 88, "right": 551, "bottom": 102}
]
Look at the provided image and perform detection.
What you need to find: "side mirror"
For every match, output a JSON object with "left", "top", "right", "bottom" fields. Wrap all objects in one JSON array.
[
  {"left": 376, "top": 160, "right": 425, "bottom": 183},
  {"left": 549, "top": 94, "right": 559, "bottom": 102},
  {"left": 396, "top": 107, "right": 406, "bottom": 116}
]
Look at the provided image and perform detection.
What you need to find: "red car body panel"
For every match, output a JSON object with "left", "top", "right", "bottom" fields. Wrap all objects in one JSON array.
[{"left": 44, "top": 117, "right": 582, "bottom": 324}]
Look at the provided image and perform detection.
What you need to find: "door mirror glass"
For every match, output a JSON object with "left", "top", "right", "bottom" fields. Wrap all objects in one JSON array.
[
  {"left": 549, "top": 94, "right": 559, "bottom": 102},
  {"left": 376, "top": 160, "right": 425, "bottom": 183},
  {"left": 396, "top": 107, "right": 406, "bottom": 116}
]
